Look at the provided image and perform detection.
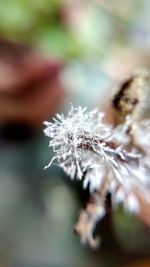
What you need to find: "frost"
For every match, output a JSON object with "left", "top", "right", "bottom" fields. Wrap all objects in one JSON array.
[{"left": 44, "top": 105, "right": 150, "bottom": 247}]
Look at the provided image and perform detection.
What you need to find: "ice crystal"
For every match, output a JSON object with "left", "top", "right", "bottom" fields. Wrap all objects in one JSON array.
[{"left": 44, "top": 105, "right": 150, "bottom": 247}]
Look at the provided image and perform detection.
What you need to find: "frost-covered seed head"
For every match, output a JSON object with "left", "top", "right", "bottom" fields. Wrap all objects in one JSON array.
[{"left": 44, "top": 105, "right": 150, "bottom": 221}]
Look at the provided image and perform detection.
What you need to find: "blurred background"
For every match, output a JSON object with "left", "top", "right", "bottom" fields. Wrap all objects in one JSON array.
[{"left": 0, "top": 1, "right": 150, "bottom": 267}]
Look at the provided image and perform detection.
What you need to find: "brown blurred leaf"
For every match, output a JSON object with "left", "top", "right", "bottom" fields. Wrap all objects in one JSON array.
[
  {"left": 0, "top": 38, "right": 65, "bottom": 127},
  {"left": 123, "top": 258, "right": 150, "bottom": 267}
]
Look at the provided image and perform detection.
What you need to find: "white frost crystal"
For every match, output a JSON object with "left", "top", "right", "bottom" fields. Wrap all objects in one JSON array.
[{"left": 44, "top": 105, "right": 150, "bottom": 242}]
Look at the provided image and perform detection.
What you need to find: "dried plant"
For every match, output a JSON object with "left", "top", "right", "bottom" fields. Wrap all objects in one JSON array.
[{"left": 44, "top": 70, "right": 150, "bottom": 248}]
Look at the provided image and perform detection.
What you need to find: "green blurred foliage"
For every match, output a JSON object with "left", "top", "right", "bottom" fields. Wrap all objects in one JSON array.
[
  {"left": 0, "top": 0, "right": 78, "bottom": 58},
  {"left": 0, "top": 0, "right": 146, "bottom": 59},
  {"left": 0, "top": 0, "right": 65, "bottom": 42}
]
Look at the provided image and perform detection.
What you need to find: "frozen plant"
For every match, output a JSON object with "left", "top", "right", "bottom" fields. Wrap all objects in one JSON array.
[
  {"left": 44, "top": 106, "right": 150, "bottom": 246},
  {"left": 44, "top": 70, "right": 150, "bottom": 248}
]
